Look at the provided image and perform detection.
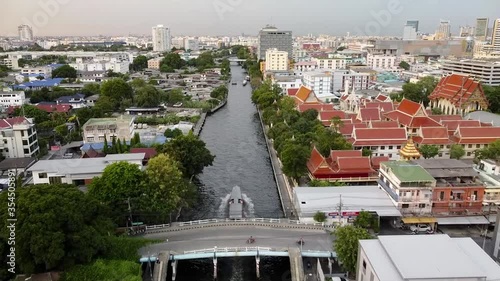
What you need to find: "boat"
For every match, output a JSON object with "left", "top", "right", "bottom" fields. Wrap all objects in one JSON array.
[
  {"left": 242, "top": 80, "right": 247, "bottom": 86},
  {"left": 245, "top": 75, "right": 250, "bottom": 81},
  {"left": 228, "top": 186, "right": 244, "bottom": 219},
  {"left": 232, "top": 82, "right": 237, "bottom": 85}
]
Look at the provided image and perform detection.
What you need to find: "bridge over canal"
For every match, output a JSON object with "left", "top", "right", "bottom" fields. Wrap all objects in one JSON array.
[{"left": 138, "top": 218, "right": 337, "bottom": 281}]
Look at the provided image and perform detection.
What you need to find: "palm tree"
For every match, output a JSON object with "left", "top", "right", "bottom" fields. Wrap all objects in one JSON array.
[{"left": 330, "top": 116, "right": 344, "bottom": 132}]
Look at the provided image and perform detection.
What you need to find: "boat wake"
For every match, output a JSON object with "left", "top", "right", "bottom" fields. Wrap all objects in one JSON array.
[{"left": 217, "top": 187, "right": 255, "bottom": 219}]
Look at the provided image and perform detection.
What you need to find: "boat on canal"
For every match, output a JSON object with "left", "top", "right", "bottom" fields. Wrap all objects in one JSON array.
[
  {"left": 228, "top": 185, "right": 244, "bottom": 219},
  {"left": 245, "top": 75, "right": 250, "bottom": 81},
  {"left": 242, "top": 80, "right": 247, "bottom": 86}
]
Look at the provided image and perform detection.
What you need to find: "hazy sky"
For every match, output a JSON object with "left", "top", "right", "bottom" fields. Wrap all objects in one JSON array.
[{"left": 2, "top": 0, "right": 499, "bottom": 37}]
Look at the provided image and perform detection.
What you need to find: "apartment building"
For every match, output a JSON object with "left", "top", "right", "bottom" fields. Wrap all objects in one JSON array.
[
  {"left": 265, "top": 48, "right": 289, "bottom": 71},
  {"left": 311, "top": 57, "right": 347, "bottom": 70},
  {"left": 82, "top": 115, "right": 135, "bottom": 144},
  {"left": 441, "top": 60, "right": 500, "bottom": 86},
  {"left": 378, "top": 161, "right": 435, "bottom": 216},
  {"left": 28, "top": 153, "right": 145, "bottom": 185},
  {"left": 367, "top": 52, "right": 397, "bottom": 69},
  {"left": 302, "top": 71, "right": 333, "bottom": 98},
  {"left": 332, "top": 70, "right": 371, "bottom": 92},
  {"left": 20, "top": 66, "right": 52, "bottom": 77},
  {"left": 152, "top": 25, "right": 171, "bottom": 52},
  {"left": 147, "top": 57, "right": 162, "bottom": 70},
  {"left": 0, "top": 117, "right": 39, "bottom": 159},
  {"left": 0, "top": 91, "right": 27, "bottom": 108},
  {"left": 257, "top": 25, "right": 293, "bottom": 60}
]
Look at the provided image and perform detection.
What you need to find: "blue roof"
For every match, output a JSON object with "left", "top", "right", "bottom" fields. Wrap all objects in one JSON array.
[
  {"left": 13, "top": 78, "right": 64, "bottom": 89},
  {"left": 57, "top": 93, "right": 85, "bottom": 103},
  {"left": 81, "top": 137, "right": 168, "bottom": 152}
]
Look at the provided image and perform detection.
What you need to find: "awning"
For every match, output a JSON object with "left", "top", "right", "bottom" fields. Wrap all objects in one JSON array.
[
  {"left": 402, "top": 217, "right": 437, "bottom": 224},
  {"left": 436, "top": 216, "right": 490, "bottom": 225}
]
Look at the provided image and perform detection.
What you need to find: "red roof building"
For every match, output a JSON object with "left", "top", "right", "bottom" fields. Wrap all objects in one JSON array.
[
  {"left": 298, "top": 103, "right": 334, "bottom": 113},
  {"left": 413, "top": 127, "right": 451, "bottom": 145},
  {"left": 429, "top": 115, "right": 463, "bottom": 123},
  {"left": 440, "top": 120, "right": 482, "bottom": 135},
  {"left": 384, "top": 99, "right": 441, "bottom": 133},
  {"left": 368, "top": 121, "right": 400, "bottom": 128},
  {"left": 429, "top": 74, "right": 488, "bottom": 115},
  {"left": 294, "top": 86, "right": 320, "bottom": 105},
  {"left": 363, "top": 101, "right": 395, "bottom": 113},
  {"left": 318, "top": 110, "right": 348, "bottom": 126},
  {"left": 356, "top": 107, "right": 381, "bottom": 122},
  {"left": 287, "top": 88, "right": 299, "bottom": 96},
  {"left": 0, "top": 117, "right": 31, "bottom": 129},
  {"left": 130, "top": 148, "right": 158, "bottom": 165},
  {"left": 307, "top": 147, "right": 378, "bottom": 182},
  {"left": 350, "top": 127, "right": 408, "bottom": 146},
  {"left": 336, "top": 122, "right": 367, "bottom": 137},
  {"left": 36, "top": 104, "right": 72, "bottom": 113}
]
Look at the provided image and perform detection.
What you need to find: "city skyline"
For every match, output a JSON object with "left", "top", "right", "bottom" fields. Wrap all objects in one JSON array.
[{"left": 1, "top": 0, "right": 500, "bottom": 37}]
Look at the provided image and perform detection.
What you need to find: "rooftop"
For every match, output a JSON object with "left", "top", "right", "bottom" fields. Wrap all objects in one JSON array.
[
  {"left": 360, "top": 235, "right": 500, "bottom": 281},
  {"left": 382, "top": 161, "right": 435, "bottom": 182}
]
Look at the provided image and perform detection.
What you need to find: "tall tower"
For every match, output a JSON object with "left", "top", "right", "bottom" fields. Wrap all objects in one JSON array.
[
  {"left": 475, "top": 18, "right": 489, "bottom": 41},
  {"left": 403, "top": 21, "right": 418, "bottom": 41},
  {"left": 18, "top": 24, "right": 33, "bottom": 41},
  {"left": 492, "top": 19, "right": 500, "bottom": 51},
  {"left": 257, "top": 25, "right": 293, "bottom": 61},
  {"left": 435, "top": 20, "right": 451, "bottom": 40},
  {"left": 152, "top": 25, "right": 171, "bottom": 52}
]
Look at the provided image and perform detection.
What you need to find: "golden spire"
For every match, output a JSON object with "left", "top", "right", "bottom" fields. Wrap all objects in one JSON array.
[{"left": 399, "top": 137, "right": 421, "bottom": 161}]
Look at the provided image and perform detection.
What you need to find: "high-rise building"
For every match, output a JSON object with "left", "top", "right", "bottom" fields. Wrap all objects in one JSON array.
[
  {"left": 257, "top": 25, "right": 292, "bottom": 61},
  {"left": 264, "top": 48, "right": 289, "bottom": 71},
  {"left": 406, "top": 20, "right": 419, "bottom": 32},
  {"left": 435, "top": 20, "right": 451, "bottom": 40},
  {"left": 152, "top": 25, "right": 171, "bottom": 52},
  {"left": 18, "top": 24, "right": 33, "bottom": 41},
  {"left": 403, "top": 24, "right": 417, "bottom": 40},
  {"left": 459, "top": 26, "right": 475, "bottom": 37},
  {"left": 475, "top": 18, "right": 489, "bottom": 41},
  {"left": 492, "top": 19, "right": 500, "bottom": 51}
]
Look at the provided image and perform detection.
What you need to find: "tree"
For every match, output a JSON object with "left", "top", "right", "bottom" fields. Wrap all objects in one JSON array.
[
  {"left": 362, "top": 148, "right": 372, "bottom": 157},
  {"left": 280, "top": 143, "right": 310, "bottom": 181},
  {"left": 313, "top": 211, "right": 327, "bottom": 223},
  {"left": 399, "top": 61, "right": 410, "bottom": 70},
  {"left": 476, "top": 140, "right": 500, "bottom": 160},
  {"left": 353, "top": 211, "right": 373, "bottom": 229},
  {"left": 103, "top": 136, "right": 109, "bottom": 154},
  {"left": 135, "top": 85, "right": 162, "bottom": 108},
  {"left": 167, "top": 88, "right": 186, "bottom": 104},
  {"left": 100, "top": 78, "right": 134, "bottom": 111},
  {"left": 143, "top": 154, "right": 196, "bottom": 215},
  {"left": 334, "top": 226, "right": 373, "bottom": 274},
  {"left": 210, "top": 85, "right": 228, "bottom": 100},
  {"left": 81, "top": 83, "right": 100, "bottom": 97},
  {"left": 161, "top": 132, "right": 215, "bottom": 178},
  {"left": 419, "top": 144, "right": 440, "bottom": 159},
  {"left": 51, "top": 64, "right": 77, "bottom": 78},
  {"left": 160, "top": 53, "right": 185, "bottom": 70},
  {"left": 450, "top": 144, "right": 466, "bottom": 160},
  {"left": 12, "top": 104, "right": 49, "bottom": 124},
  {"left": 164, "top": 128, "right": 183, "bottom": 138},
  {"left": 431, "top": 107, "right": 443, "bottom": 115},
  {"left": 0, "top": 184, "right": 113, "bottom": 274},
  {"left": 484, "top": 85, "right": 500, "bottom": 114},
  {"left": 131, "top": 55, "right": 148, "bottom": 71},
  {"left": 88, "top": 162, "right": 145, "bottom": 224}
]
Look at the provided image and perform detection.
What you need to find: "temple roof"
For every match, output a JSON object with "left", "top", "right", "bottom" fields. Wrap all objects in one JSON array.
[
  {"left": 429, "top": 74, "right": 487, "bottom": 108},
  {"left": 399, "top": 137, "right": 421, "bottom": 160}
]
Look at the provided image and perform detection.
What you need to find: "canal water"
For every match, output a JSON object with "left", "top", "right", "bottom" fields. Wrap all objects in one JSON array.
[{"left": 172, "top": 63, "right": 287, "bottom": 280}]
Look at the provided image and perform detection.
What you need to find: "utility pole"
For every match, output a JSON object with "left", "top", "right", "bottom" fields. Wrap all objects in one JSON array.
[{"left": 338, "top": 195, "right": 343, "bottom": 225}]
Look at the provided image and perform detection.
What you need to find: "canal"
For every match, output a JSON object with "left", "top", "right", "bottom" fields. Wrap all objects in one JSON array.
[{"left": 173, "top": 63, "right": 288, "bottom": 280}]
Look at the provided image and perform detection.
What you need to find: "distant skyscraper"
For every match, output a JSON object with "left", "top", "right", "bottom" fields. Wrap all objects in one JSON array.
[
  {"left": 459, "top": 26, "right": 475, "bottom": 37},
  {"left": 152, "top": 25, "right": 171, "bottom": 52},
  {"left": 435, "top": 20, "right": 451, "bottom": 39},
  {"left": 406, "top": 20, "right": 419, "bottom": 32},
  {"left": 18, "top": 24, "right": 33, "bottom": 41},
  {"left": 257, "top": 25, "right": 293, "bottom": 61},
  {"left": 492, "top": 19, "right": 500, "bottom": 51},
  {"left": 475, "top": 18, "right": 489, "bottom": 41}
]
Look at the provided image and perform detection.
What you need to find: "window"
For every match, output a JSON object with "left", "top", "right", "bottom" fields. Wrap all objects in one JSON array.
[
  {"left": 440, "top": 191, "right": 444, "bottom": 200},
  {"left": 419, "top": 203, "right": 426, "bottom": 208},
  {"left": 389, "top": 146, "right": 393, "bottom": 149},
  {"left": 301, "top": 201, "right": 306, "bottom": 204},
  {"left": 39, "top": 173, "right": 47, "bottom": 178},
  {"left": 467, "top": 152, "right": 472, "bottom": 156},
  {"left": 49, "top": 176, "right": 62, "bottom": 184},
  {"left": 381, "top": 146, "right": 385, "bottom": 150},
  {"left": 402, "top": 204, "right": 409, "bottom": 208},
  {"left": 440, "top": 145, "right": 444, "bottom": 149},
  {"left": 23, "top": 148, "right": 29, "bottom": 154},
  {"left": 476, "top": 144, "right": 481, "bottom": 148},
  {"left": 22, "top": 140, "right": 28, "bottom": 146},
  {"left": 468, "top": 144, "right": 473, "bottom": 148},
  {"left": 21, "top": 131, "right": 24, "bottom": 137}
]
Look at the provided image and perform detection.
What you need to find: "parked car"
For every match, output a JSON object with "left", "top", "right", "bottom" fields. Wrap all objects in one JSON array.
[{"left": 410, "top": 224, "right": 433, "bottom": 234}]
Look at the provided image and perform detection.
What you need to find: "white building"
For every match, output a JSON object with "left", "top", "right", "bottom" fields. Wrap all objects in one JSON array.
[
  {"left": 293, "top": 61, "right": 317, "bottom": 74},
  {"left": 332, "top": 70, "right": 371, "bottom": 93},
  {"left": 20, "top": 66, "right": 52, "bottom": 77},
  {"left": 0, "top": 117, "right": 39, "bottom": 159},
  {"left": 441, "top": 59, "right": 500, "bottom": 86},
  {"left": 18, "top": 25, "right": 33, "bottom": 41},
  {"left": 0, "top": 58, "right": 19, "bottom": 70},
  {"left": 357, "top": 235, "right": 500, "bottom": 281},
  {"left": 152, "top": 25, "right": 171, "bottom": 52},
  {"left": 378, "top": 161, "right": 436, "bottom": 216},
  {"left": 27, "top": 153, "right": 145, "bottom": 185},
  {"left": 273, "top": 76, "right": 303, "bottom": 93},
  {"left": 184, "top": 38, "right": 200, "bottom": 51},
  {"left": 0, "top": 91, "right": 27, "bottom": 108},
  {"left": 403, "top": 24, "right": 417, "bottom": 40},
  {"left": 311, "top": 57, "right": 347, "bottom": 70},
  {"left": 265, "top": 48, "right": 289, "bottom": 71},
  {"left": 293, "top": 186, "right": 401, "bottom": 225},
  {"left": 303, "top": 71, "right": 333, "bottom": 99},
  {"left": 367, "top": 53, "right": 397, "bottom": 69},
  {"left": 83, "top": 115, "right": 135, "bottom": 144},
  {"left": 436, "top": 20, "right": 452, "bottom": 39}
]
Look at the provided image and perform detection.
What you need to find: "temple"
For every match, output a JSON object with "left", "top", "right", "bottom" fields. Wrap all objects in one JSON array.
[{"left": 399, "top": 137, "right": 421, "bottom": 160}]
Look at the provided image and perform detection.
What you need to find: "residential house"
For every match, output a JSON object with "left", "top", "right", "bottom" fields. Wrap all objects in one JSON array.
[
  {"left": 56, "top": 93, "right": 87, "bottom": 109},
  {"left": 411, "top": 159, "right": 485, "bottom": 216},
  {"left": 130, "top": 147, "right": 157, "bottom": 165},
  {"left": 82, "top": 115, "right": 135, "bottom": 144},
  {"left": 0, "top": 91, "right": 27, "bottom": 109},
  {"left": 0, "top": 117, "right": 39, "bottom": 158},
  {"left": 378, "top": 161, "right": 436, "bottom": 216},
  {"left": 357, "top": 235, "right": 500, "bottom": 281},
  {"left": 28, "top": 153, "right": 145, "bottom": 185},
  {"left": 475, "top": 159, "right": 500, "bottom": 212},
  {"left": 429, "top": 74, "right": 489, "bottom": 115}
]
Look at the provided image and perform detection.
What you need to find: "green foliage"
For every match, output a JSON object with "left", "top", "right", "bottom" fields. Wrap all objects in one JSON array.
[
  {"left": 334, "top": 226, "right": 373, "bottom": 273},
  {"left": 135, "top": 113, "right": 197, "bottom": 125},
  {"left": 160, "top": 53, "right": 185, "bottom": 72},
  {"left": 484, "top": 85, "right": 500, "bottom": 114},
  {"left": 210, "top": 85, "right": 229, "bottom": 100},
  {"left": 52, "top": 65, "right": 77, "bottom": 78},
  {"left": 130, "top": 55, "right": 148, "bottom": 71},
  {"left": 280, "top": 142, "right": 310, "bottom": 181},
  {"left": 362, "top": 148, "right": 372, "bottom": 157},
  {"left": 135, "top": 85, "right": 162, "bottom": 108},
  {"left": 400, "top": 76, "right": 438, "bottom": 106},
  {"left": 221, "top": 58, "right": 230, "bottom": 76},
  {"left": 100, "top": 78, "right": 134, "bottom": 111},
  {"left": 313, "top": 211, "right": 327, "bottom": 223},
  {"left": 159, "top": 132, "right": 215, "bottom": 178},
  {"left": 0, "top": 184, "right": 114, "bottom": 274},
  {"left": 61, "top": 259, "right": 141, "bottom": 281},
  {"left": 12, "top": 104, "right": 49, "bottom": 123},
  {"left": 166, "top": 88, "right": 186, "bottom": 104},
  {"left": 399, "top": 61, "right": 410, "bottom": 70},
  {"left": 353, "top": 211, "right": 372, "bottom": 229},
  {"left": 251, "top": 80, "right": 280, "bottom": 108},
  {"left": 164, "top": 128, "right": 183, "bottom": 138},
  {"left": 81, "top": 83, "right": 100, "bottom": 97},
  {"left": 431, "top": 107, "right": 443, "bottom": 115},
  {"left": 419, "top": 144, "right": 439, "bottom": 159},
  {"left": 476, "top": 140, "right": 500, "bottom": 161},
  {"left": 309, "top": 180, "right": 346, "bottom": 187},
  {"left": 450, "top": 144, "right": 465, "bottom": 160}
]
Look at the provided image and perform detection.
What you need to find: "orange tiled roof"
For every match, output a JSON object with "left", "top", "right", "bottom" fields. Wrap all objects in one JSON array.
[
  {"left": 413, "top": 127, "right": 451, "bottom": 145},
  {"left": 338, "top": 122, "right": 367, "bottom": 136},
  {"left": 374, "top": 94, "right": 390, "bottom": 102},
  {"left": 441, "top": 120, "right": 482, "bottom": 134},
  {"left": 298, "top": 103, "right": 335, "bottom": 113},
  {"left": 369, "top": 121, "right": 400, "bottom": 128},
  {"left": 429, "top": 115, "right": 463, "bottom": 122},
  {"left": 429, "top": 74, "right": 488, "bottom": 108},
  {"left": 335, "top": 157, "right": 374, "bottom": 173},
  {"left": 371, "top": 156, "right": 390, "bottom": 169},
  {"left": 364, "top": 101, "right": 395, "bottom": 113},
  {"left": 357, "top": 107, "right": 381, "bottom": 122},
  {"left": 350, "top": 127, "right": 407, "bottom": 146},
  {"left": 319, "top": 110, "right": 348, "bottom": 121},
  {"left": 307, "top": 147, "right": 335, "bottom": 176},
  {"left": 295, "top": 86, "right": 317, "bottom": 103},
  {"left": 396, "top": 99, "right": 424, "bottom": 116},
  {"left": 330, "top": 150, "right": 362, "bottom": 161},
  {"left": 451, "top": 127, "right": 500, "bottom": 144}
]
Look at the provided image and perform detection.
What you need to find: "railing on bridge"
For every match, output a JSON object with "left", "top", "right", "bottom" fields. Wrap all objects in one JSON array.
[
  {"left": 145, "top": 218, "right": 330, "bottom": 231},
  {"left": 184, "top": 246, "right": 274, "bottom": 254}
]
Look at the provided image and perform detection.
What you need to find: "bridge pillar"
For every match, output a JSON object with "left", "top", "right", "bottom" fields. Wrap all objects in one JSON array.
[
  {"left": 171, "top": 259, "right": 177, "bottom": 281},
  {"left": 255, "top": 255, "right": 260, "bottom": 279},
  {"left": 213, "top": 256, "right": 218, "bottom": 280},
  {"left": 328, "top": 258, "right": 333, "bottom": 275}
]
